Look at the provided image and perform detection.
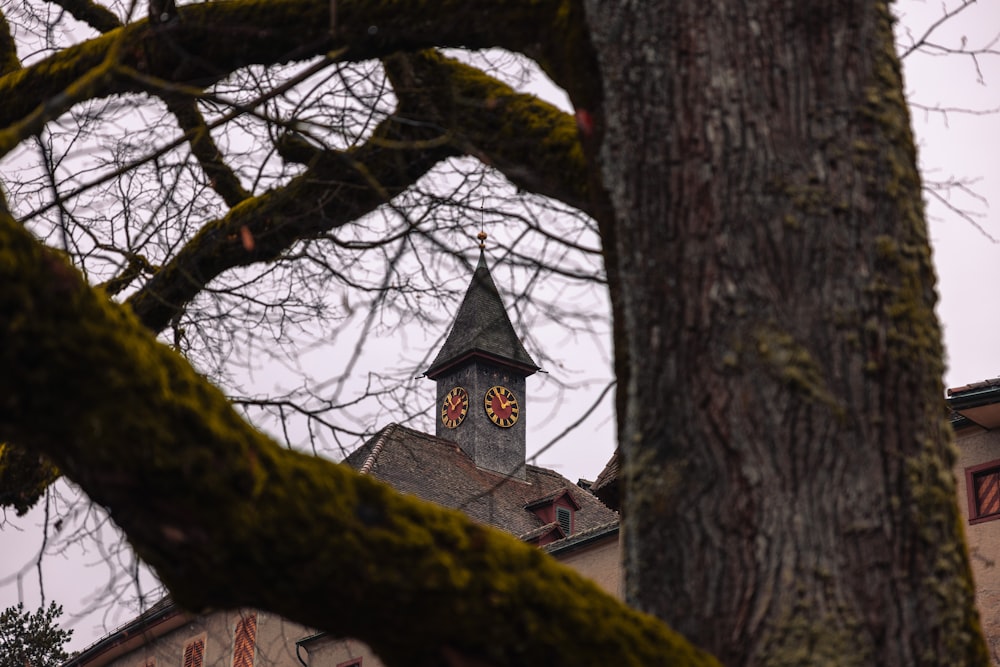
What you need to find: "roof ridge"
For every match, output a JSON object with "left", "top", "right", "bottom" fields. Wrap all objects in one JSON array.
[
  {"left": 519, "top": 521, "right": 564, "bottom": 542},
  {"left": 541, "top": 520, "right": 620, "bottom": 553},
  {"left": 360, "top": 423, "right": 399, "bottom": 474}
]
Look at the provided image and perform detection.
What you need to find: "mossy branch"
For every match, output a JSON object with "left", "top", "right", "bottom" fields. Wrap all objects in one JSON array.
[
  {"left": 126, "top": 53, "right": 586, "bottom": 334},
  {"left": 0, "top": 443, "right": 59, "bottom": 516},
  {"left": 0, "top": 211, "right": 720, "bottom": 667},
  {"left": 0, "top": 0, "right": 598, "bottom": 133},
  {"left": 0, "top": 11, "right": 21, "bottom": 78},
  {"left": 0, "top": 24, "right": 125, "bottom": 158},
  {"left": 388, "top": 51, "right": 589, "bottom": 211}
]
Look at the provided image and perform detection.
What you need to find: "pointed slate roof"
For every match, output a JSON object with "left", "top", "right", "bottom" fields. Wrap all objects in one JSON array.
[{"left": 426, "top": 251, "right": 539, "bottom": 378}]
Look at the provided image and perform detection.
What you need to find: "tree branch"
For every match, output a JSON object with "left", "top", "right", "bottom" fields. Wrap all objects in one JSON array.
[
  {"left": 45, "top": 0, "right": 122, "bottom": 34},
  {"left": 0, "top": 443, "right": 59, "bottom": 516},
  {"left": 0, "top": 0, "right": 597, "bottom": 132},
  {"left": 164, "top": 95, "right": 252, "bottom": 207},
  {"left": 126, "top": 52, "right": 587, "bottom": 334},
  {"left": 0, "top": 210, "right": 719, "bottom": 667},
  {"left": 0, "top": 11, "right": 21, "bottom": 78}
]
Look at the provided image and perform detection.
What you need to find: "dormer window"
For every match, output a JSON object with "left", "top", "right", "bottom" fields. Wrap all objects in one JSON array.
[{"left": 525, "top": 488, "right": 580, "bottom": 543}]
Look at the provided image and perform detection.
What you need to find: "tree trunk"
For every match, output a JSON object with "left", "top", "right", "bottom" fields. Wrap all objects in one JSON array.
[{"left": 584, "top": 1, "right": 989, "bottom": 664}]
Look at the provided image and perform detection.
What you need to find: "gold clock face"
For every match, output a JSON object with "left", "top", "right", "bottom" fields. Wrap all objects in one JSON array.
[
  {"left": 484, "top": 385, "right": 519, "bottom": 428},
  {"left": 441, "top": 387, "right": 469, "bottom": 429}
]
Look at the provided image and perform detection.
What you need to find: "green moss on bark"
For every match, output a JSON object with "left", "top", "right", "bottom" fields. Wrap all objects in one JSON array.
[
  {"left": 0, "top": 442, "right": 58, "bottom": 515},
  {"left": 0, "top": 11, "right": 20, "bottom": 77},
  {"left": 859, "top": 4, "right": 989, "bottom": 664}
]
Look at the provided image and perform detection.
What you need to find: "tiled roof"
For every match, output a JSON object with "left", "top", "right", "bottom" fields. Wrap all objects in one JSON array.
[
  {"left": 519, "top": 522, "right": 564, "bottom": 543},
  {"left": 346, "top": 424, "right": 617, "bottom": 538},
  {"left": 543, "top": 520, "right": 619, "bottom": 555},
  {"left": 948, "top": 378, "right": 1000, "bottom": 397},
  {"left": 591, "top": 449, "right": 620, "bottom": 511},
  {"left": 425, "top": 252, "right": 539, "bottom": 378},
  {"left": 524, "top": 488, "right": 580, "bottom": 511}
]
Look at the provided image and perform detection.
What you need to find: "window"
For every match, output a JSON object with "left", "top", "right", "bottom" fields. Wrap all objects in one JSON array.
[
  {"left": 967, "top": 461, "right": 1000, "bottom": 524},
  {"left": 232, "top": 613, "right": 257, "bottom": 667},
  {"left": 556, "top": 506, "right": 573, "bottom": 535},
  {"left": 183, "top": 637, "right": 206, "bottom": 667}
]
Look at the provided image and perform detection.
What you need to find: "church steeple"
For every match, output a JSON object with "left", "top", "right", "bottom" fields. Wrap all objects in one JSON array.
[{"left": 427, "top": 239, "right": 539, "bottom": 479}]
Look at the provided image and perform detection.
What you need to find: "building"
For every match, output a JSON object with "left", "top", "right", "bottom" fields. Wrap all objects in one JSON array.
[
  {"left": 947, "top": 379, "right": 1000, "bottom": 664},
  {"left": 65, "top": 245, "right": 621, "bottom": 667}
]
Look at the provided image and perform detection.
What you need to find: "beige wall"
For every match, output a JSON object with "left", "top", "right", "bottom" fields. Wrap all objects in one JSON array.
[
  {"left": 550, "top": 534, "right": 622, "bottom": 599},
  {"left": 298, "top": 636, "right": 380, "bottom": 667},
  {"left": 954, "top": 426, "right": 1000, "bottom": 664},
  {"left": 94, "top": 610, "right": 306, "bottom": 667}
]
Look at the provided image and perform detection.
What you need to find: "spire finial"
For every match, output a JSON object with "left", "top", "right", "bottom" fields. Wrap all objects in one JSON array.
[{"left": 478, "top": 204, "right": 487, "bottom": 250}]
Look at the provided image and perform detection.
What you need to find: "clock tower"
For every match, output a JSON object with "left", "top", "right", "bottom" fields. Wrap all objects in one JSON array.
[{"left": 426, "top": 239, "right": 539, "bottom": 480}]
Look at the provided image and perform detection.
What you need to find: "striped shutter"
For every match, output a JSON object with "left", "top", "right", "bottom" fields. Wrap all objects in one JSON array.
[
  {"left": 183, "top": 639, "right": 205, "bottom": 667},
  {"left": 232, "top": 613, "right": 257, "bottom": 667},
  {"left": 975, "top": 469, "right": 1000, "bottom": 517}
]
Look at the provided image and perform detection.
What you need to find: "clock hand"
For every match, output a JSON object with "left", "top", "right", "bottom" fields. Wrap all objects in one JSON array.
[{"left": 498, "top": 397, "right": 510, "bottom": 410}]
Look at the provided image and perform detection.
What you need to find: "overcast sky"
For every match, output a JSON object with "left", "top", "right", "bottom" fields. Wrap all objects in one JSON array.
[
  {"left": 2, "top": 0, "right": 1000, "bottom": 653},
  {"left": 907, "top": 0, "right": 1000, "bottom": 389}
]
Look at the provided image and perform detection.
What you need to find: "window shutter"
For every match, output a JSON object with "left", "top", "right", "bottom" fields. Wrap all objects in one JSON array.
[
  {"left": 183, "top": 638, "right": 205, "bottom": 667},
  {"left": 975, "top": 469, "right": 1000, "bottom": 517},
  {"left": 232, "top": 613, "right": 257, "bottom": 667},
  {"left": 556, "top": 506, "right": 572, "bottom": 535}
]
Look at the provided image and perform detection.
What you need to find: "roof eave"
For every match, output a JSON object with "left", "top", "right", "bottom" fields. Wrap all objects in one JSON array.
[
  {"left": 62, "top": 603, "right": 189, "bottom": 667},
  {"left": 425, "top": 349, "right": 540, "bottom": 380}
]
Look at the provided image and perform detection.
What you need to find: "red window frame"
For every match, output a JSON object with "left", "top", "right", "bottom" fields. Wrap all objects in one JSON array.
[{"left": 966, "top": 460, "right": 1000, "bottom": 524}]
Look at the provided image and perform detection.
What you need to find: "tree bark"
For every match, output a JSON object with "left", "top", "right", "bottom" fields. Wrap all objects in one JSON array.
[{"left": 584, "top": 0, "right": 989, "bottom": 665}]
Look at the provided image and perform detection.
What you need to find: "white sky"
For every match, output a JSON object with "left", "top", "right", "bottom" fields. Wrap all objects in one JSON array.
[{"left": 2, "top": 0, "right": 1000, "bottom": 652}]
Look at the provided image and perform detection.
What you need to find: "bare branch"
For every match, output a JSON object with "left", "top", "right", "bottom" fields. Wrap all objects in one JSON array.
[{"left": 45, "top": 0, "right": 122, "bottom": 34}]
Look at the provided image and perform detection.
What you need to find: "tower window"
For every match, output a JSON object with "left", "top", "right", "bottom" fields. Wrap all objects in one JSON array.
[{"left": 556, "top": 506, "right": 573, "bottom": 535}]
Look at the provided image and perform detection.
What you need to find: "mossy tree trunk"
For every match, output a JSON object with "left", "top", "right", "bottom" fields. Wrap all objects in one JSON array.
[{"left": 584, "top": 0, "right": 988, "bottom": 664}]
